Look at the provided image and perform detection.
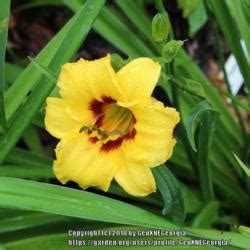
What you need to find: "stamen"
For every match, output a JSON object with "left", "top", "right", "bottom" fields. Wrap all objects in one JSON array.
[
  {"left": 87, "top": 96, "right": 137, "bottom": 151},
  {"left": 79, "top": 125, "right": 93, "bottom": 134}
]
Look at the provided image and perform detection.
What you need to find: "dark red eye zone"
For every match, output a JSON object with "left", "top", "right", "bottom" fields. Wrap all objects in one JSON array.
[
  {"left": 88, "top": 95, "right": 136, "bottom": 152},
  {"left": 89, "top": 96, "right": 116, "bottom": 127}
]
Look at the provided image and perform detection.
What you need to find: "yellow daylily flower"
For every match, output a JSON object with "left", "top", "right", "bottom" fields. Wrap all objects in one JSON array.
[{"left": 45, "top": 55, "right": 180, "bottom": 196}]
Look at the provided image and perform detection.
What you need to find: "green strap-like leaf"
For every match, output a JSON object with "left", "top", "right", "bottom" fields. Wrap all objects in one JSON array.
[
  {"left": 153, "top": 165, "right": 186, "bottom": 225},
  {"left": 185, "top": 101, "right": 219, "bottom": 201},
  {"left": 0, "top": 177, "right": 178, "bottom": 230},
  {"left": 0, "top": 177, "right": 248, "bottom": 248},
  {"left": 28, "top": 57, "right": 57, "bottom": 83},
  {"left": 185, "top": 100, "right": 217, "bottom": 152},
  {"left": 116, "top": 0, "right": 153, "bottom": 41},
  {"left": 187, "top": 227, "right": 250, "bottom": 249},
  {"left": 4, "top": 63, "right": 23, "bottom": 85},
  {"left": 0, "top": 165, "right": 53, "bottom": 179},
  {"left": 225, "top": 0, "right": 250, "bottom": 58},
  {"left": 197, "top": 107, "right": 219, "bottom": 201},
  {"left": 94, "top": 6, "right": 155, "bottom": 57},
  {"left": 233, "top": 153, "right": 250, "bottom": 177},
  {"left": 0, "top": 0, "right": 106, "bottom": 164},
  {"left": 6, "top": 147, "right": 52, "bottom": 168},
  {"left": 192, "top": 201, "right": 220, "bottom": 228},
  {"left": 209, "top": 0, "right": 250, "bottom": 91},
  {"left": 22, "top": 125, "right": 44, "bottom": 154},
  {"left": 5, "top": 0, "right": 105, "bottom": 122},
  {"left": 169, "top": 76, "right": 205, "bottom": 99},
  {"left": 0, "top": 0, "right": 10, "bottom": 130},
  {"left": 1, "top": 230, "right": 216, "bottom": 250},
  {"left": 0, "top": 212, "right": 64, "bottom": 234},
  {"left": 175, "top": 50, "right": 243, "bottom": 145}
]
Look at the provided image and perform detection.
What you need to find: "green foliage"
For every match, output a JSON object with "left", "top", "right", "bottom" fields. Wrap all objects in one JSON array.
[
  {"left": 225, "top": 0, "right": 250, "bottom": 57},
  {"left": 208, "top": 0, "right": 250, "bottom": 91},
  {"left": 151, "top": 13, "right": 170, "bottom": 43},
  {"left": 188, "top": 3, "right": 207, "bottom": 37},
  {"left": 0, "top": 0, "right": 249, "bottom": 248},
  {"left": 0, "top": 0, "right": 10, "bottom": 130},
  {"left": 0, "top": 177, "right": 178, "bottom": 229},
  {"left": 185, "top": 101, "right": 219, "bottom": 201},
  {"left": 178, "top": 0, "right": 201, "bottom": 17},
  {"left": 162, "top": 40, "right": 184, "bottom": 63},
  {"left": 111, "top": 54, "right": 128, "bottom": 71},
  {"left": 0, "top": 0, "right": 106, "bottom": 164},
  {"left": 192, "top": 201, "right": 220, "bottom": 228},
  {"left": 153, "top": 166, "right": 185, "bottom": 225},
  {"left": 185, "top": 101, "right": 217, "bottom": 152},
  {"left": 178, "top": 0, "right": 207, "bottom": 36},
  {"left": 233, "top": 154, "right": 250, "bottom": 177}
]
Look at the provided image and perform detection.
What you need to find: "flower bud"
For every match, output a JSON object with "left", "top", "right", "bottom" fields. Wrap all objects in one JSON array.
[
  {"left": 162, "top": 40, "right": 184, "bottom": 63},
  {"left": 152, "top": 13, "right": 170, "bottom": 43}
]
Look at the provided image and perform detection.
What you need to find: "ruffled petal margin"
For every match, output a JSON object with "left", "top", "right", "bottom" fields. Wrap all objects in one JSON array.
[
  {"left": 53, "top": 133, "right": 120, "bottom": 191},
  {"left": 117, "top": 58, "right": 161, "bottom": 105},
  {"left": 123, "top": 97, "right": 180, "bottom": 168},
  {"left": 114, "top": 157, "right": 156, "bottom": 197}
]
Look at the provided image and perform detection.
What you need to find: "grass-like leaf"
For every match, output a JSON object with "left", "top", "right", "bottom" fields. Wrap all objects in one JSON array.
[
  {"left": 188, "top": 227, "right": 250, "bottom": 249},
  {"left": 94, "top": 6, "right": 154, "bottom": 57},
  {"left": 197, "top": 107, "right": 219, "bottom": 201},
  {"left": 185, "top": 100, "right": 217, "bottom": 152},
  {"left": 4, "top": 63, "right": 22, "bottom": 85},
  {"left": 0, "top": 0, "right": 10, "bottom": 130},
  {"left": 0, "top": 177, "right": 249, "bottom": 248},
  {"left": 0, "top": 212, "right": 64, "bottom": 234},
  {"left": 5, "top": 0, "right": 105, "bottom": 122},
  {"left": 169, "top": 76, "right": 205, "bottom": 99},
  {"left": 22, "top": 125, "right": 44, "bottom": 154},
  {"left": 153, "top": 165, "right": 186, "bottom": 225},
  {"left": 176, "top": 50, "right": 242, "bottom": 145},
  {"left": 116, "top": 0, "right": 153, "bottom": 41},
  {"left": 27, "top": 57, "right": 57, "bottom": 83},
  {"left": 1, "top": 231, "right": 213, "bottom": 250},
  {"left": 0, "top": 211, "right": 110, "bottom": 244},
  {"left": 0, "top": 0, "right": 106, "bottom": 164},
  {"left": 209, "top": 0, "right": 250, "bottom": 91},
  {"left": 185, "top": 101, "right": 219, "bottom": 201},
  {"left": 226, "top": 0, "right": 250, "bottom": 57},
  {"left": 6, "top": 147, "right": 52, "bottom": 169},
  {"left": 0, "top": 165, "right": 53, "bottom": 179},
  {"left": 233, "top": 153, "right": 250, "bottom": 177},
  {"left": 2, "top": 147, "right": 53, "bottom": 179},
  {"left": 192, "top": 201, "right": 220, "bottom": 228},
  {"left": 0, "top": 177, "right": 178, "bottom": 230}
]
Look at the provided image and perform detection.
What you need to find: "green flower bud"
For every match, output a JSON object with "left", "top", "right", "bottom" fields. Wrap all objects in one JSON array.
[
  {"left": 152, "top": 13, "right": 170, "bottom": 43},
  {"left": 162, "top": 40, "right": 184, "bottom": 63}
]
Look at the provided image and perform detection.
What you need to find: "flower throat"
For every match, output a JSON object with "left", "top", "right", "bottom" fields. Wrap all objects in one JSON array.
[{"left": 79, "top": 96, "right": 136, "bottom": 152}]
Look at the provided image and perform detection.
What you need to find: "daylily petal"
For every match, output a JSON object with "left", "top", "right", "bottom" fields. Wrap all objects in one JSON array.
[
  {"left": 114, "top": 158, "right": 156, "bottom": 196},
  {"left": 57, "top": 59, "right": 92, "bottom": 123},
  {"left": 45, "top": 97, "right": 81, "bottom": 139},
  {"left": 123, "top": 97, "right": 180, "bottom": 168},
  {"left": 58, "top": 55, "right": 125, "bottom": 123},
  {"left": 78, "top": 55, "right": 125, "bottom": 102},
  {"left": 45, "top": 55, "right": 180, "bottom": 197},
  {"left": 117, "top": 58, "right": 161, "bottom": 105},
  {"left": 54, "top": 133, "right": 120, "bottom": 191}
]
